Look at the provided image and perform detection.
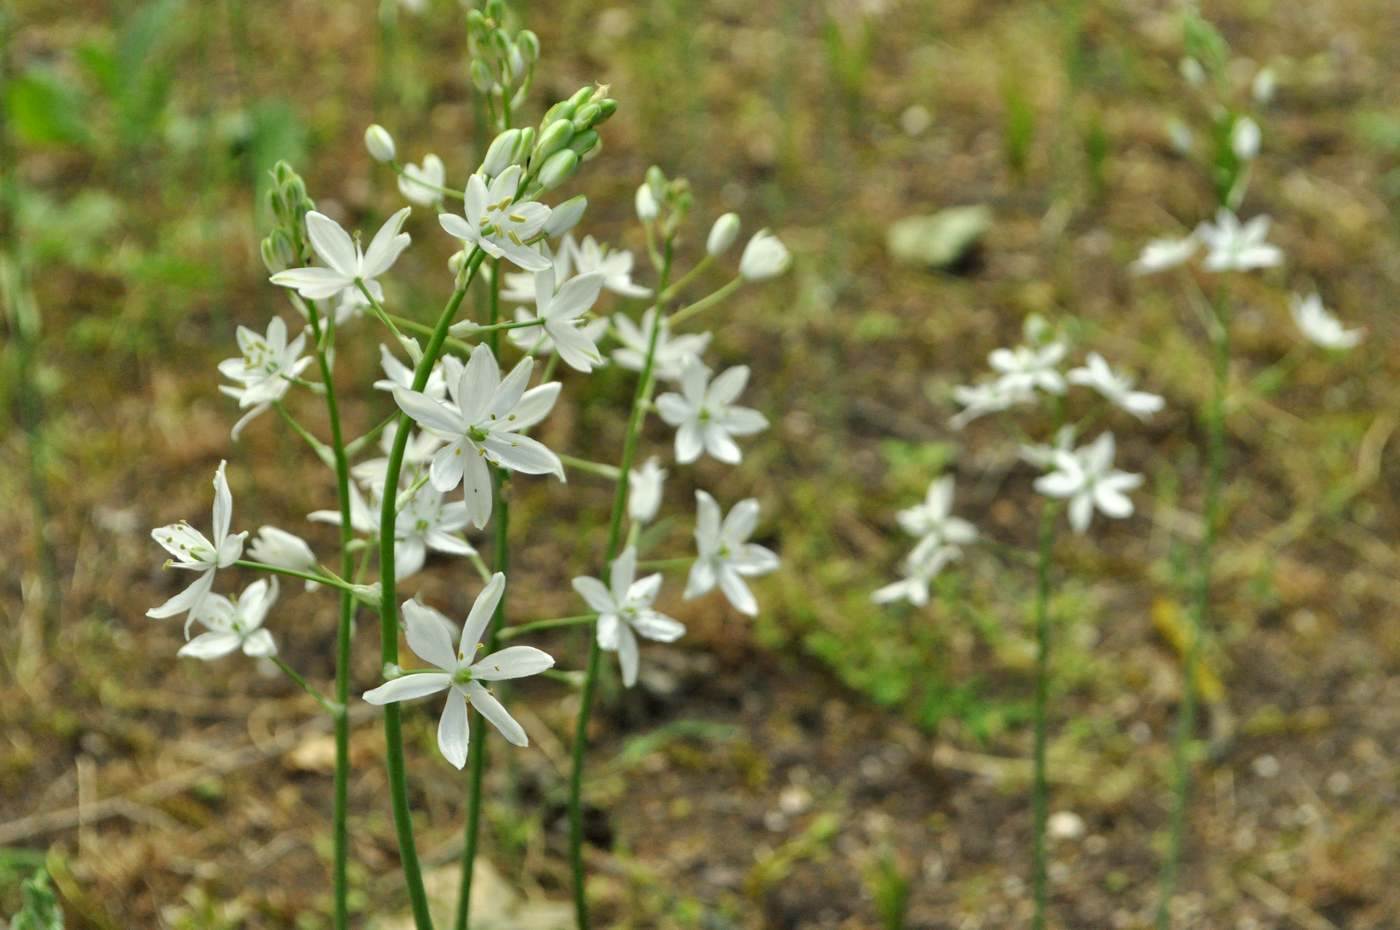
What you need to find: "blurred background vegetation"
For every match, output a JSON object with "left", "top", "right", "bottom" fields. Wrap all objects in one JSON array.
[{"left": 2, "top": 0, "right": 1397, "bottom": 927}]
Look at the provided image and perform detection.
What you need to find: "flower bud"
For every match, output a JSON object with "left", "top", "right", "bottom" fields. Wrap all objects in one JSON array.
[
  {"left": 260, "top": 231, "right": 295, "bottom": 274},
  {"left": 514, "top": 127, "right": 536, "bottom": 161},
  {"left": 1179, "top": 56, "right": 1205, "bottom": 87},
  {"left": 448, "top": 249, "right": 468, "bottom": 275},
  {"left": 635, "top": 183, "right": 659, "bottom": 221},
  {"left": 537, "top": 149, "right": 580, "bottom": 191},
  {"left": 568, "top": 129, "right": 599, "bottom": 159},
  {"left": 481, "top": 128, "right": 521, "bottom": 177},
  {"left": 739, "top": 229, "right": 791, "bottom": 281},
  {"left": 364, "top": 124, "right": 396, "bottom": 163},
  {"left": 470, "top": 59, "right": 495, "bottom": 93},
  {"left": 541, "top": 99, "right": 576, "bottom": 126},
  {"left": 706, "top": 213, "right": 741, "bottom": 256},
  {"left": 1231, "top": 116, "right": 1260, "bottom": 161},
  {"left": 507, "top": 43, "right": 527, "bottom": 81},
  {"left": 534, "top": 118, "right": 574, "bottom": 163},
  {"left": 571, "top": 103, "right": 601, "bottom": 132},
  {"left": 566, "top": 85, "right": 596, "bottom": 111},
  {"left": 517, "top": 30, "right": 540, "bottom": 63},
  {"left": 544, "top": 195, "right": 587, "bottom": 236},
  {"left": 592, "top": 98, "right": 618, "bottom": 125},
  {"left": 1252, "top": 67, "right": 1276, "bottom": 104}
]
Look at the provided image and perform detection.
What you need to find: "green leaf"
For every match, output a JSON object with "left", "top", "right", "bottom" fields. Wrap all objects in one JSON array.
[
  {"left": 11, "top": 868, "right": 64, "bottom": 930},
  {"left": 4, "top": 71, "right": 89, "bottom": 147}
]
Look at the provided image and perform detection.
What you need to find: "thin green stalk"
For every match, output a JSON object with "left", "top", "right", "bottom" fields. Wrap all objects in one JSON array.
[
  {"left": 497, "top": 614, "right": 597, "bottom": 641},
  {"left": 301, "top": 295, "right": 356, "bottom": 930},
  {"left": 377, "top": 250, "right": 485, "bottom": 930},
  {"left": 569, "top": 240, "right": 674, "bottom": 928},
  {"left": 667, "top": 276, "right": 741, "bottom": 328},
  {"left": 558, "top": 454, "right": 622, "bottom": 480},
  {"left": 272, "top": 656, "right": 344, "bottom": 718},
  {"left": 456, "top": 258, "right": 506, "bottom": 930},
  {"left": 1030, "top": 501, "right": 1055, "bottom": 930},
  {"left": 234, "top": 559, "right": 352, "bottom": 592},
  {"left": 1156, "top": 289, "right": 1230, "bottom": 930}
]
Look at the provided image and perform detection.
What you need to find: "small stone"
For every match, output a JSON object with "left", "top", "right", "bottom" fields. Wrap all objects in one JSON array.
[
  {"left": 1047, "top": 810, "right": 1086, "bottom": 840},
  {"left": 1251, "top": 754, "right": 1281, "bottom": 778},
  {"left": 886, "top": 205, "right": 992, "bottom": 271}
]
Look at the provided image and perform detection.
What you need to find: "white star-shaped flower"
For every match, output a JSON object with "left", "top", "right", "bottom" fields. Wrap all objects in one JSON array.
[
  {"left": 362, "top": 575, "right": 554, "bottom": 769},
  {"left": 950, "top": 379, "right": 1036, "bottom": 429},
  {"left": 896, "top": 476, "right": 977, "bottom": 546},
  {"left": 179, "top": 578, "right": 279, "bottom": 661},
  {"left": 684, "top": 491, "right": 779, "bottom": 617},
  {"left": 628, "top": 457, "right": 667, "bottom": 525},
  {"left": 505, "top": 266, "right": 607, "bottom": 372},
  {"left": 988, "top": 341, "right": 1068, "bottom": 396},
  {"left": 1289, "top": 293, "right": 1362, "bottom": 350},
  {"left": 438, "top": 166, "right": 551, "bottom": 272},
  {"left": 1131, "top": 235, "right": 1199, "bottom": 275},
  {"left": 611, "top": 308, "right": 712, "bottom": 382},
  {"left": 398, "top": 154, "right": 446, "bottom": 206},
  {"left": 568, "top": 234, "right": 652, "bottom": 298},
  {"left": 872, "top": 540, "right": 962, "bottom": 607},
  {"left": 270, "top": 208, "right": 412, "bottom": 301},
  {"left": 1067, "top": 352, "right": 1164, "bottom": 419},
  {"left": 1033, "top": 433, "right": 1143, "bottom": 533},
  {"left": 246, "top": 526, "right": 320, "bottom": 590},
  {"left": 392, "top": 344, "right": 564, "bottom": 529},
  {"left": 148, "top": 461, "right": 248, "bottom": 626},
  {"left": 309, "top": 477, "right": 475, "bottom": 582},
  {"left": 656, "top": 360, "right": 768, "bottom": 465},
  {"left": 217, "top": 316, "right": 313, "bottom": 439},
  {"left": 1196, "top": 210, "right": 1283, "bottom": 272},
  {"left": 572, "top": 547, "right": 685, "bottom": 688}
]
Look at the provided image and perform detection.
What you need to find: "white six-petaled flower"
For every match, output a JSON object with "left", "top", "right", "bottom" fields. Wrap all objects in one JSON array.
[
  {"left": 611, "top": 308, "right": 712, "bottom": 382},
  {"left": 988, "top": 341, "right": 1067, "bottom": 396},
  {"left": 738, "top": 229, "right": 791, "bottom": 281},
  {"left": 392, "top": 344, "right": 564, "bottom": 529},
  {"left": 149, "top": 461, "right": 248, "bottom": 626},
  {"left": 1066, "top": 352, "right": 1165, "bottom": 420},
  {"left": 685, "top": 491, "right": 779, "bottom": 617},
  {"left": 398, "top": 154, "right": 446, "bottom": 206},
  {"left": 1033, "top": 433, "right": 1143, "bottom": 534},
  {"left": 572, "top": 547, "right": 685, "bottom": 688},
  {"left": 218, "top": 316, "right": 313, "bottom": 439},
  {"left": 896, "top": 476, "right": 977, "bottom": 547},
  {"left": 438, "top": 165, "right": 551, "bottom": 272},
  {"left": 655, "top": 360, "right": 768, "bottom": 465},
  {"left": 1196, "top": 209, "right": 1283, "bottom": 273},
  {"left": 1289, "top": 292, "right": 1363, "bottom": 350},
  {"left": 179, "top": 578, "right": 279, "bottom": 661},
  {"left": 362, "top": 574, "right": 554, "bottom": 769},
  {"left": 508, "top": 266, "right": 607, "bottom": 372},
  {"left": 246, "top": 526, "right": 320, "bottom": 590},
  {"left": 270, "top": 208, "right": 412, "bottom": 302},
  {"left": 872, "top": 540, "right": 962, "bottom": 607}
]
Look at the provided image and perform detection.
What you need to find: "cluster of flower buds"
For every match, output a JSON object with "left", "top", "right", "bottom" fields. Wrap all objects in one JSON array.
[{"left": 467, "top": 0, "right": 542, "bottom": 127}]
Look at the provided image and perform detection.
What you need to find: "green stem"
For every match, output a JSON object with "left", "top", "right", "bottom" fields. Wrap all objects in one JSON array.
[
  {"left": 388, "top": 313, "right": 477, "bottom": 356},
  {"left": 559, "top": 454, "right": 622, "bottom": 481},
  {"left": 391, "top": 162, "right": 466, "bottom": 200},
  {"left": 234, "top": 559, "right": 351, "bottom": 592},
  {"left": 497, "top": 614, "right": 597, "bottom": 641},
  {"left": 272, "top": 656, "right": 344, "bottom": 718},
  {"left": 1030, "top": 501, "right": 1056, "bottom": 930},
  {"left": 635, "top": 557, "right": 693, "bottom": 571},
  {"left": 456, "top": 259, "right": 506, "bottom": 930},
  {"left": 300, "top": 295, "right": 356, "bottom": 930},
  {"left": 568, "top": 240, "right": 674, "bottom": 928},
  {"left": 659, "top": 253, "right": 712, "bottom": 301},
  {"left": 356, "top": 279, "right": 409, "bottom": 347},
  {"left": 377, "top": 249, "right": 485, "bottom": 930},
  {"left": 1156, "top": 287, "right": 1230, "bottom": 930},
  {"left": 273, "top": 400, "right": 332, "bottom": 463},
  {"left": 666, "top": 275, "right": 742, "bottom": 328}
]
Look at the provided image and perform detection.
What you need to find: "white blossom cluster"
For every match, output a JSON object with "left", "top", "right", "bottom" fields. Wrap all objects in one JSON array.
[{"left": 144, "top": 83, "right": 790, "bottom": 771}]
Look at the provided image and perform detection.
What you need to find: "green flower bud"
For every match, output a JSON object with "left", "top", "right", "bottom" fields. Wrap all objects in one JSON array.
[
  {"left": 517, "top": 30, "right": 540, "bottom": 63},
  {"left": 566, "top": 85, "right": 596, "bottom": 110},
  {"left": 537, "top": 150, "right": 580, "bottom": 191},
  {"left": 470, "top": 59, "right": 495, "bottom": 93},
  {"left": 568, "top": 129, "right": 599, "bottom": 158},
  {"left": 260, "top": 231, "right": 295, "bottom": 274},
  {"left": 534, "top": 118, "right": 574, "bottom": 162},
  {"left": 571, "top": 103, "right": 601, "bottom": 132},
  {"left": 514, "top": 127, "right": 536, "bottom": 161},
  {"left": 481, "top": 128, "right": 521, "bottom": 176},
  {"left": 541, "top": 99, "right": 576, "bottom": 126}
]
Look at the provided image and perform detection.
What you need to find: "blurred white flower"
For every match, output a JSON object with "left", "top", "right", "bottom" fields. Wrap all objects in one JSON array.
[
  {"left": 569, "top": 234, "right": 652, "bottom": 299},
  {"left": 989, "top": 341, "right": 1067, "bottom": 396},
  {"left": 635, "top": 183, "right": 658, "bottom": 221},
  {"left": 364, "top": 124, "right": 396, "bottom": 163},
  {"left": 362, "top": 575, "right": 554, "bottom": 769},
  {"left": 1196, "top": 210, "right": 1282, "bottom": 272},
  {"left": 1290, "top": 293, "right": 1363, "bottom": 350},
  {"left": 247, "top": 526, "right": 320, "bottom": 590},
  {"left": 392, "top": 344, "right": 564, "bottom": 529},
  {"left": 706, "top": 213, "right": 741, "bottom": 257},
  {"left": 372, "top": 343, "right": 448, "bottom": 400},
  {"left": 1019, "top": 424, "right": 1078, "bottom": 470},
  {"left": 1252, "top": 67, "right": 1276, "bottom": 104},
  {"left": 897, "top": 476, "right": 977, "bottom": 546},
  {"left": 1231, "top": 117, "right": 1261, "bottom": 161},
  {"left": 611, "top": 308, "right": 712, "bottom": 382},
  {"left": 218, "top": 316, "right": 312, "bottom": 439},
  {"left": 1067, "top": 352, "right": 1164, "bottom": 419},
  {"left": 685, "top": 491, "right": 779, "bottom": 616},
  {"left": 628, "top": 457, "right": 667, "bottom": 525},
  {"left": 439, "top": 166, "right": 552, "bottom": 272},
  {"left": 544, "top": 196, "right": 588, "bottom": 237},
  {"left": 872, "top": 541, "right": 961, "bottom": 607},
  {"left": 508, "top": 306, "right": 608, "bottom": 359},
  {"left": 739, "top": 230, "right": 791, "bottom": 281},
  {"left": 656, "top": 360, "right": 768, "bottom": 464},
  {"left": 950, "top": 380, "right": 1036, "bottom": 429},
  {"left": 310, "top": 480, "right": 474, "bottom": 582},
  {"left": 148, "top": 461, "right": 248, "bottom": 625},
  {"left": 1033, "top": 433, "right": 1143, "bottom": 533},
  {"left": 270, "top": 208, "right": 412, "bottom": 300},
  {"left": 1131, "top": 235, "right": 1199, "bottom": 275},
  {"left": 572, "top": 547, "right": 684, "bottom": 688},
  {"left": 398, "top": 154, "right": 446, "bottom": 206},
  {"left": 180, "top": 578, "right": 279, "bottom": 660}
]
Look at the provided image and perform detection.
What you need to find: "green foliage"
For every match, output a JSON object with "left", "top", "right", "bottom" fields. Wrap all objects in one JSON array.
[
  {"left": 824, "top": 12, "right": 876, "bottom": 131},
  {"left": 10, "top": 869, "right": 64, "bottom": 930},
  {"left": 865, "top": 851, "right": 911, "bottom": 930},
  {"left": 1001, "top": 70, "right": 1036, "bottom": 180},
  {"left": 4, "top": 70, "right": 90, "bottom": 147},
  {"left": 77, "top": 0, "right": 183, "bottom": 154},
  {"left": 1181, "top": 10, "right": 1229, "bottom": 79}
]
